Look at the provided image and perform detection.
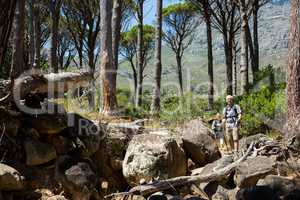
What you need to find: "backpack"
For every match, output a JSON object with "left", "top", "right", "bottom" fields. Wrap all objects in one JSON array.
[{"left": 224, "top": 105, "right": 238, "bottom": 120}]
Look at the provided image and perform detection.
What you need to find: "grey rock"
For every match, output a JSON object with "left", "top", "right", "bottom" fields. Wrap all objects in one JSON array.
[
  {"left": 257, "top": 175, "right": 300, "bottom": 196},
  {"left": 47, "top": 195, "right": 68, "bottom": 200},
  {"left": 212, "top": 186, "right": 237, "bottom": 200},
  {"left": 62, "top": 113, "right": 101, "bottom": 157},
  {"left": 148, "top": 192, "right": 167, "bottom": 200},
  {"left": 181, "top": 119, "right": 220, "bottom": 167},
  {"left": 55, "top": 156, "right": 97, "bottom": 200},
  {"left": 123, "top": 134, "right": 187, "bottom": 186},
  {"left": 24, "top": 139, "right": 57, "bottom": 166},
  {"left": 65, "top": 162, "right": 97, "bottom": 191},
  {"left": 234, "top": 156, "right": 277, "bottom": 188},
  {"left": 55, "top": 155, "right": 97, "bottom": 198},
  {"left": 0, "top": 164, "right": 24, "bottom": 191}
]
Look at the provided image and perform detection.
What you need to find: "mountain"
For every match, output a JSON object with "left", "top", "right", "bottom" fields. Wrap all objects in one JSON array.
[{"left": 118, "top": 1, "right": 290, "bottom": 95}]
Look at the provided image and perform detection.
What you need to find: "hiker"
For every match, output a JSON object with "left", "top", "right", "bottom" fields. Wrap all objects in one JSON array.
[
  {"left": 211, "top": 113, "right": 225, "bottom": 149},
  {"left": 222, "top": 95, "right": 242, "bottom": 154}
]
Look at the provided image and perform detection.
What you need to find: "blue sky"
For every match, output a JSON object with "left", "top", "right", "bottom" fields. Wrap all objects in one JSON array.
[{"left": 141, "top": 0, "right": 181, "bottom": 25}]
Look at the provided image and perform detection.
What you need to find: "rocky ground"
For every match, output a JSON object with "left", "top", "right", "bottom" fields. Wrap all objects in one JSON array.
[{"left": 0, "top": 99, "right": 299, "bottom": 200}]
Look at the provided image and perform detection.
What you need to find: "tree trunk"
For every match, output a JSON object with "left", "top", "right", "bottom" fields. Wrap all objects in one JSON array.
[
  {"left": 112, "top": 0, "right": 122, "bottom": 70},
  {"left": 136, "top": 1, "right": 144, "bottom": 107},
  {"left": 223, "top": 33, "right": 233, "bottom": 95},
  {"left": 0, "top": 0, "right": 16, "bottom": 69},
  {"left": 287, "top": 0, "right": 300, "bottom": 131},
  {"left": 151, "top": 0, "right": 163, "bottom": 115},
  {"left": 246, "top": 23, "right": 256, "bottom": 83},
  {"left": 176, "top": 54, "right": 183, "bottom": 96},
  {"left": 129, "top": 60, "right": 138, "bottom": 102},
  {"left": 253, "top": 2, "right": 259, "bottom": 76},
  {"left": 100, "top": 0, "right": 118, "bottom": 115},
  {"left": 33, "top": 4, "right": 41, "bottom": 69},
  {"left": 11, "top": 0, "right": 25, "bottom": 79},
  {"left": 87, "top": 27, "right": 96, "bottom": 109},
  {"left": 206, "top": 12, "right": 214, "bottom": 109},
  {"left": 50, "top": 1, "right": 62, "bottom": 73},
  {"left": 240, "top": 1, "right": 249, "bottom": 95},
  {"left": 232, "top": 41, "right": 238, "bottom": 96},
  {"left": 28, "top": 0, "right": 35, "bottom": 69}
]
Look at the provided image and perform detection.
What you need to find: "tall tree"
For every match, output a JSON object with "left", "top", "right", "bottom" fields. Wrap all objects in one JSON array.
[
  {"left": 49, "top": 0, "right": 63, "bottom": 73},
  {"left": 210, "top": 0, "right": 240, "bottom": 95},
  {"left": 62, "top": 0, "right": 101, "bottom": 108},
  {"left": 58, "top": 29, "right": 75, "bottom": 70},
  {"left": 120, "top": 25, "right": 155, "bottom": 98},
  {"left": 112, "top": 0, "right": 122, "bottom": 70},
  {"left": 28, "top": 0, "right": 35, "bottom": 69},
  {"left": 251, "top": 0, "right": 269, "bottom": 79},
  {"left": 287, "top": 0, "right": 300, "bottom": 132},
  {"left": 0, "top": 0, "right": 16, "bottom": 70},
  {"left": 62, "top": 1, "right": 86, "bottom": 68},
  {"left": 238, "top": 0, "right": 249, "bottom": 94},
  {"left": 151, "top": 0, "right": 163, "bottom": 114},
  {"left": 11, "top": 0, "right": 26, "bottom": 78},
  {"left": 99, "top": 0, "right": 118, "bottom": 114},
  {"left": 190, "top": 0, "right": 214, "bottom": 109},
  {"left": 33, "top": 1, "right": 41, "bottom": 68},
  {"left": 135, "top": 0, "right": 146, "bottom": 107},
  {"left": 162, "top": 3, "right": 198, "bottom": 95}
]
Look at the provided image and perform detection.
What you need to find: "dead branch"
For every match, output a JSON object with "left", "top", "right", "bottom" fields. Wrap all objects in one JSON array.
[
  {"left": 0, "top": 71, "right": 92, "bottom": 102},
  {"left": 105, "top": 142, "right": 255, "bottom": 198}
]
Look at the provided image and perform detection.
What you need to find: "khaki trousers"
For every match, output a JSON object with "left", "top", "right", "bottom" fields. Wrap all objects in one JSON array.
[{"left": 225, "top": 126, "right": 239, "bottom": 151}]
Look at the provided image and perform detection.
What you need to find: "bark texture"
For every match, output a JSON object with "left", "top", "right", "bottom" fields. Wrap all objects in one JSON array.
[
  {"left": 239, "top": 0, "right": 249, "bottom": 95},
  {"left": 136, "top": 0, "right": 144, "bottom": 107},
  {"left": 49, "top": 0, "right": 62, "bottom": 73},
  {"left": 151, "top": 0, "right": 163, "bottom": 114},
  {"left": 99, "top": 0, "right": 118, "bottom": 115},
  {"left": 0, "top": 0, "right": 16, "bottom": 68},
  {"left": 33, "top": 4, "right": 41, "bottom": 69},
  {"left": 11, "top": 0, "right": 26, "bottom": 79},
  {"left": 287, "top": 0, "right": 300, "bottom": 132},
  {"left": 28, "top": 0, "right": 35, "bottom": 69},
  {"left": 112, "top": 0, "right": 122, "bottom": 70},
  {"left": 205, "top": 8, "right": 214, "bottom": 109},
  {"left": 252, "top": 1, "right": 260, "bottom": 77}
]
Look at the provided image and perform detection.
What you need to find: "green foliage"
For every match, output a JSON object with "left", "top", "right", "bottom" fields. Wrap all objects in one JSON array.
[
  {"left": 121, "top": 25, "right": 155, "bottom": 45},
  {"left": 231, "top": 66, "right": 287, "bottom": 137},
  {"left": 159, "top": 92, "right": 212, "bottom": 124},
  {"left": 162, "top": 2, "right": 198, "bottom": 17}
]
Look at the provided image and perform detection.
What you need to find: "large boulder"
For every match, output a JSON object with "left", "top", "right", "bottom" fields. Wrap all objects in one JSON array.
[
  {"left": 257, "top": 175, "right": 300, "bottom": 197},
  {"left": 24, "top": 102, "right": 68, "bottom": 135},
  {"left": 0, "top": 164, "right": 24, "bottom": 191},
  {"left": 181, "top": 119, "right": 220, "bottom": 167},
  {"left": 55, "top": 155, "right": 97, "bottom": 200},
  {"left": 102, "top": 124, "right": 142, "bottom": 171},
  {"left": 123, "top": 134, "right": 187, "bottom": 186},
  {"left": 234, "top": 156, "right": 277, "bottom": 188},
  {"left": 24, "top": 139, "right": 57, "bottom": 166},
  {"left": 60, "top": 113, "right": 102, "bottom": 157},
  {"left": 212, "top": 186, "right": 237, "bottom": 200}
]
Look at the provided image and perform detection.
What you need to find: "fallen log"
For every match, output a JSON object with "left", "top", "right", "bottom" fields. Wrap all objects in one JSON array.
[
  {"left": 0, "top": 71, "right": 92, "bottom": 101},
  {"left": 105, "top": 142, "right": 255, "bottom": 198}
]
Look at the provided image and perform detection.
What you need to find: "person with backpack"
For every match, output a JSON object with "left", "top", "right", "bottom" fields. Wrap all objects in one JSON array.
[
  {"left": 211, "top": 113, "right": 226, "bottom": 150},
  {"left": 222, "top": 95, "right": 242, "bottom": 154}
]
